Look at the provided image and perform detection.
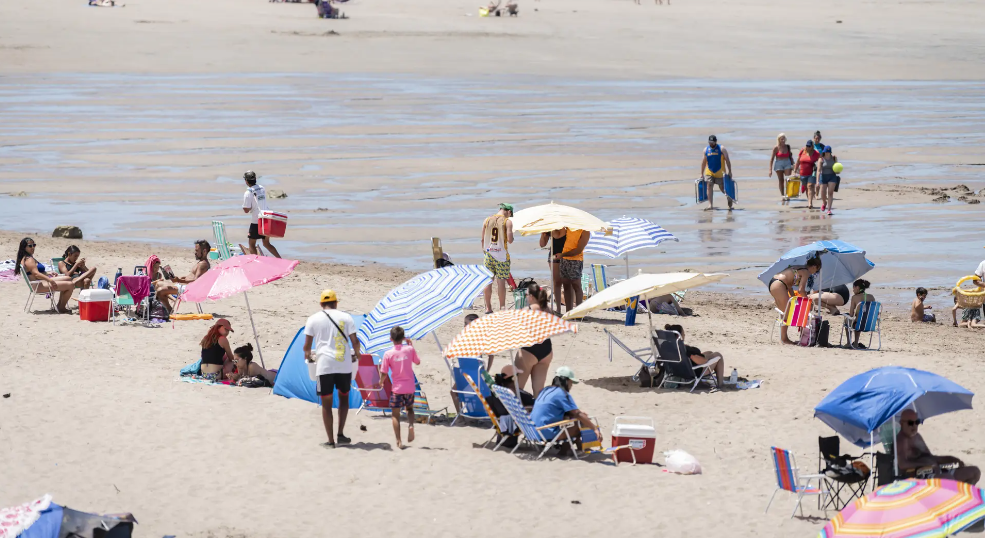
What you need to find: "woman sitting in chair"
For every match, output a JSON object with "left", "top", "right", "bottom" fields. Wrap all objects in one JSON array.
[
  {"left": 846, "top": 279, "right": 875, "bottom": 349},
  {"left": 767, "top": 257, "right": 822, "bottom": 345},
  {"left": 57, "top": 245, "right": 97, "bottom": 289},
  {"left": 200, "top": 319, "right": 235, "bottom": 380},
  {"left": 807, "top": 284, "right": 850, "bottom": 316},
  {"left": 16, "top": 237, "right": 78, "bottom": 313},
  {"left": 664, "top": 324, "right": 728, "bottom": 389},
  {"left": 530, "top": 366, "right": 601, "bottom": 453}
]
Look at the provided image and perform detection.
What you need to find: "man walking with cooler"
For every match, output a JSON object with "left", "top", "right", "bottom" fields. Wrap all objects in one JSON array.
[
  {"left": 481, "top": 203, "right": 515, "bottom": 314},
  {"left": 242, "top": 170, "right": 282, "bottom": 258},
  {"left": 699, "top": 135, "right": 735, "bottom": 210},
  {"left": 303, "top": 289, "right": 363, "bottom": 447}
]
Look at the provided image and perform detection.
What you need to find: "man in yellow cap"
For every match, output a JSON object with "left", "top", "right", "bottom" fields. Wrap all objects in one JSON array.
[
  {"left": 304, "top": 289, "right": 363, "bottom": 447},
  {"left": 481, "top": 203, "right": 515, "bottom": 313}
]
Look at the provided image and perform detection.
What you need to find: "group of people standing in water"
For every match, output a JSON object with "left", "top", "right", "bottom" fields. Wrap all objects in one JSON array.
[{"left": 769, "top": 130, "right": 842, "bottom": 213}]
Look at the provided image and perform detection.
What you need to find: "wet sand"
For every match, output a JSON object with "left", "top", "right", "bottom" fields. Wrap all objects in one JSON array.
[{"left": 0, "top": 75, "right": 985, "bottom": 309}]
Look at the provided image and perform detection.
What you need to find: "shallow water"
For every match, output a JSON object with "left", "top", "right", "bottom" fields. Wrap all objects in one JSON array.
[{"left": 0, "top": 74, "right": 984, "bottom": 308}]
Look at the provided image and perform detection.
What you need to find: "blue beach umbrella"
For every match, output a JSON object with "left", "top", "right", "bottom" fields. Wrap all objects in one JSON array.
[
  {"left": 586, "top": 216, "right": 679, "bottom": 278},
  {"left": 358, "top": 264, "right": 493, "bottom": 354},
  {"left": 758, "top": 240, "right": 874, "bottom": 290},
  {"left": 814, "top": 366, "right": 974, "bottom": 449}
]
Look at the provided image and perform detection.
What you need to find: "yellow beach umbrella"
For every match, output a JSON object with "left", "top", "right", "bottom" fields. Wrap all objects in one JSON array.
[
  {"left": 512, "top": 201, "right": 611, "bottom": 236},
  {"left": 563, "top": 272, "right": 728, "bottom": 320}
]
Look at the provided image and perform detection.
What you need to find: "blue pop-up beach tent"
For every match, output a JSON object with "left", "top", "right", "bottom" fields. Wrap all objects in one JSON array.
[{"left": 272, "top": 314, "right": 370, "bottom": 408}]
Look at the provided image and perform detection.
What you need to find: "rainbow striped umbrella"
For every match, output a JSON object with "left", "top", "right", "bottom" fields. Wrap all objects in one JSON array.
[{"left": 820, "top": 479, "right": 984, "bottom": 538}]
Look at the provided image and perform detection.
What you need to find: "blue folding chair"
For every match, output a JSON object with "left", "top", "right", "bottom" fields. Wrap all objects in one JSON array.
[
  {"left": 491, "top": 385, "right": 578, "bottom": 460},
  {"left": 450, "top": 357, "right": 492, "bottom": 426},
  {"left": 840, "top": 301, "right": 882, "bottom": 350}
]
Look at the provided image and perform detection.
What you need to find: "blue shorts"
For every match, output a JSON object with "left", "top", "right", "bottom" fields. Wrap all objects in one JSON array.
[
  {"left": 820, "top": 174, "right": 839, "bottom": 185},
  {"left": 800, "top": 175, "right": 816, "bottom": 183}
]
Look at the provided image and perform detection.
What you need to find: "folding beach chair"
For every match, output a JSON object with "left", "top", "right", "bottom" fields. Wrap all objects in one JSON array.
[
  {"left": 764, "top": 447, "right": 824, "bottom": 518},
  {"left": 818, "top": 436, "right": 869, "bottom": 511},
  {"left": 212, "top": 221, "right": 235, "bottom": 262},
  {"left": 840, "top": 301, "right": 882, "bottom": 350},
  {"left": 113, "top": 275, "right": 151, "bottom": 326},
  {"left": 21, "top": 265, "right": 57, "bottom": 313},
  {"left": 604, "top": 328, "right": 656, "bottom": 382},
  {"left": 581, "top": 273, "right": 592, "bottom": 299},
  {"left": 462, "top": 372, "right": 505, "bottom": 450},
  {"left": 353, "top": 354, "right": 392, "bottom": 416},
  {"left": 591, "top": 264, "right": 610, "bottom": 295},
  {"left": 50, "top": 257, "right": 65, "bottom": 275},
  {"left": 770, "top": 296, "right": 813, "bottom": 342},
  {"left": 491, "top": 385, "right": 578, "bottom": 460},
  {"left": 411, "top": 382, "right": 448, "bottom": 424},
  {"left": 653, "top": 329, "right": 720, "bottom": 393},
  {"left": 450, "top": 357, "right": 492, "bottom": 426},
  {"left": 872, "top": 451, "right": 896, "bottom": 489}
]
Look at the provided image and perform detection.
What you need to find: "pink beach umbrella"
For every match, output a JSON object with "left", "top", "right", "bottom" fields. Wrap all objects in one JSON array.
[{"left": 179, "top": 255, "right": 299, "bottom": 368}]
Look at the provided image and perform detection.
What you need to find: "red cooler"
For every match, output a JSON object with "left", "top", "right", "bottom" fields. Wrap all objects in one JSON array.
[
  {"left": 79, "top": 289, "right": 112, "bottom": 322},
  {"left": 611, "top": 416, "right": 656, "bottom": 464},
  {"left": 258, "top": 210, "right": 288, "bottom": 238}
]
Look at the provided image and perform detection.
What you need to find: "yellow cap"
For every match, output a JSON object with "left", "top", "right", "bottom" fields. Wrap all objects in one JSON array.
[{"left": 319, "top": 289, "right": 338, "bottom": 303}]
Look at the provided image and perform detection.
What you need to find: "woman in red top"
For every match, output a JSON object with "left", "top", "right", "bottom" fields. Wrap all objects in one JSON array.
[
  {"left": 793, "top": 140, "right": 822, "bottom": 209},
  {"left": 769, "top": 133, "right": 794, "bottom": 200}
]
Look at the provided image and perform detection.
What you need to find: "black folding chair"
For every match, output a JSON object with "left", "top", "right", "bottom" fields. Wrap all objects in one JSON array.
[
  {"left": 873, "top": 451, "right": 897, "bottom": 489},
  {"left": 818, "top": 436, "right": 870, "bottom": 510},
  {"left": 651, "top": 330, "right": 718, "bottom": 394}
]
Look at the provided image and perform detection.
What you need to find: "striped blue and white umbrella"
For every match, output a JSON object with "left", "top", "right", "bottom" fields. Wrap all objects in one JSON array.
[
  {"left": 358, "top": 264, "right": 493, "bottom": 354},
  {"left": 586, "top": 216, "right": 679, "bottom": 277}
]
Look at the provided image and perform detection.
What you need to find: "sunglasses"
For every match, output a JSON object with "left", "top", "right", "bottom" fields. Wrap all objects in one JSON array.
[
  {"left": 26, "top": 243, "right": 36, "bottom": 248},
  {"left": 905, "top": 419, "right": 922, "bottom": 426}
]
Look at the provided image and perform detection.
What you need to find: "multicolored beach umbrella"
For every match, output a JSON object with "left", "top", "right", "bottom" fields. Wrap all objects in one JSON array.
[
  {"left": 445, "top": 309, "right": 578, "bottom": 358},
  {"left": 820, "top": 479, "right": 984, "bottom": 538},
  {"left": 586, "top": 216, "right": 678, "bottom": 278},
  {"left": 358, "top": 265, "right": 493, "bottom": 354}
]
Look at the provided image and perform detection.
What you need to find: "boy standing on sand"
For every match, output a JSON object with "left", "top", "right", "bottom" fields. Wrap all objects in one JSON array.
[
  {"left": 242, "top": 170, "right": 282, "bottom": 258},
  {"left": 377, "top": 326, "right": 421, "bottom": 449},
  {"left": 482, "top": 203, "right": 515, "bottom": 313},
  {"left": 304, "top": 289, "right": 362, "bottom": 448},
  {"left": 910, "top": 287, "right": 935, "bottom": 322}
]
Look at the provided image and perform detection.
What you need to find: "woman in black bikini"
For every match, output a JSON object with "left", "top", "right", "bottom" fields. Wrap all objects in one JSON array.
[
  {"left": 767, "top": 257, "right": 821, "bottom": 344},
  {"left": 227, "top": 343, "right": 275, "bottom": 386},
  {"left": 540, "top": 228, "right": 567, "bottom": 315},
  {"left": 515, "top": 283, "right": 555, "bottom": 395},
  {"left": 808, "top": 284, "right": 850, "bottom": 315},
  {"left": 57, "top": 245, "right": 98, "bottom": 289},
  {"left": 200, "top": 319, "right": 235, "bottom": 380},
  {"left": 16, "top": 237, "right": 78, "bottom": 313}
]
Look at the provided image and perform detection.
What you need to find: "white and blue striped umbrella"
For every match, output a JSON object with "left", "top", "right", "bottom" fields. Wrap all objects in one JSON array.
[
  {"left": 358, "top": 264, "right": 493, "bottom": 353},
  {"left": 586, "top": 217, "right": 679, "bottom": 259}
]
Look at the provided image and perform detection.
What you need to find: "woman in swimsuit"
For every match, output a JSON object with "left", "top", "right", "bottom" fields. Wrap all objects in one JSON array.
[
  {"left": 57, "top": 245, "right": 98, "bottom": 289},
  {"left": 768, "top": 257, "right": 822, "bottom": 344},
  {"left": 226, "top": 343, "right": 275, "bottom": 386},
  {"left": 847, "top": 279, "right": 876, "bottom": 348},
  {"left": 769, "top": 133, "right": 794, "bottom": 201},
  {"left": 16, "top": 237, "right": 79, "bottom": 313},
  {"left": 817, "top": 146, "right": 841, "bottom": 215},
  {"left": 200, "top": 319, "right": 235, "bottom": 380},
  {"left": 665, "top": 324, "right": 728, "bottom": 389},
  {"left": 514, "top": 283, "right": 555, "bottom": 395},
  {"left": 540, "top": 228, "right": 567, "bottom": 315},
  {"left": 808, "top": 283, "right": 850, "bottom": 315}
]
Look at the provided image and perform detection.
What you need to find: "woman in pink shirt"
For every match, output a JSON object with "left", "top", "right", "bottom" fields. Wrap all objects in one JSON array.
[{"left": 377, "top": 326, "right": 421, "bottom": 449}]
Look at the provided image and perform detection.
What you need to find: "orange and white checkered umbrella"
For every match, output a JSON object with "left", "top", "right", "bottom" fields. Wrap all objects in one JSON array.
[{"left": 445, "top": 309, "right": 578, "bottom": 358}]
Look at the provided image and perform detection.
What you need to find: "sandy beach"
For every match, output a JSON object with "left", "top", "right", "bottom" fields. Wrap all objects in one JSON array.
[{"left": 0, "top": 0, "right": 986, "bottom": 536}]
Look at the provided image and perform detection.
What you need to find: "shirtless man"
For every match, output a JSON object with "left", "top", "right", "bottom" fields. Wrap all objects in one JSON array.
[
  {"left": 155, "top": 240, "right": 212, "bottom": 310},
  {"left": 895, "top": 409, "right": 980, "bottom": 485}
]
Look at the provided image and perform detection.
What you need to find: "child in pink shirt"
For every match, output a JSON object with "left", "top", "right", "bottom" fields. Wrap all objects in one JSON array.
[{"left": 377, "top": 326, "right": 421, "bottom": 449}]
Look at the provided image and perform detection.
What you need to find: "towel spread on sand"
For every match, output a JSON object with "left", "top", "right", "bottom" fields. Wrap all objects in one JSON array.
[
  {"left": 0, "top": 494, "right": 52, "bottom": 538},
  {"left": 0, "top": 260, "right": 18, "bottom": 283}
]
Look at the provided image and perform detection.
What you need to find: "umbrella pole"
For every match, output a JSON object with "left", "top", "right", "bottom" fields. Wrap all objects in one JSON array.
[
  {"left": 646, "top": 296, "right": 654, "bottom": 334},
  {"left": 433, "top": 330, "right": 453, "bottom": 379},
  {"left": 244, "top": 291, "right": 265, "bottom": 369},
  {"left": 510, "top": 349, "right": 522, "bottom": 403},
  {"left": 625, "top": 252, "right": 630, "bottom": 279},
  {"left": 892, "top": 415, "right": 898, "bottom": 476}
]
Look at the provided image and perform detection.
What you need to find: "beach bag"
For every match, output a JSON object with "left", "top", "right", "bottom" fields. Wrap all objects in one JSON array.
[
  {"left": 664, "top": 450, "right": 702, "bottom": 475},
  {"left": 798, "top": 315, "right": 821, "bottom": 347},
  {"left": 816, "top": 319, "right": 831, "bottom": 347}
]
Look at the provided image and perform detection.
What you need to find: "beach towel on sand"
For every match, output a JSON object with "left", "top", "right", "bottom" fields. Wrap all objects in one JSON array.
[{"left": 0, "top": 494, "right": 54, "bottom": 538}]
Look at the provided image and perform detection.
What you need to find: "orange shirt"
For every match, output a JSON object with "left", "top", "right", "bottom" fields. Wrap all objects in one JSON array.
[{"left": 562, "top": 229, "right": 585, "bottom": 261}]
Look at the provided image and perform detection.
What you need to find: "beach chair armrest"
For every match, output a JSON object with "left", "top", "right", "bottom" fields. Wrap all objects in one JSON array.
[
  {"left": 691, "top": 356, "right": 722, "bottom": 371},
  {"left": 537, "top": 419, "right": 578, "bottom": 431},
  {"left": 798, "top": 474, "right": 825, "bottom": 480}
]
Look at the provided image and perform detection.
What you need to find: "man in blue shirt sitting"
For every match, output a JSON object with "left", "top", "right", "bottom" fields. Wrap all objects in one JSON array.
[{"left": 530, "top": 366, "right": 602, "bottom": 451}]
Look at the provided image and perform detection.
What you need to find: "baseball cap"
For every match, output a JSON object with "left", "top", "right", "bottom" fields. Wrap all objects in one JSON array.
[
  {"left": 319, "top": 289, "right": 338, "bottom": 303},
  {"left": 499, "top": 203, "right": 514, "bottom": 216},
  {"left": 708, "top": 135, "right": 718, "bottom": 142},
  {"left": 823, "top": 145, "right": 832, "bottom": 153},
  {"left": 555, "top": 365, "right": 579, "bottom": 383},
  {"left": 805, "top": 140, "right": 814, "bottom": 147}
]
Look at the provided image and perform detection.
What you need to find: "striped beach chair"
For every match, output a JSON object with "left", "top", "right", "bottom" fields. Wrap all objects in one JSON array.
[
  {"left": 840, "top": 301, "right": 883, "bottom": 350},
  {"left": 491, "top": 385, "right": 578, "bottom": 460},
  {"left": 591, "top": 264, "right": 610, "bottom": 295},
  {"left": 450, "top": 357, "right": 492, "bottom": 426},
  {"left": 462, "top": 373, "right": 505, "bottom": 450},
  {"left": 211, "top": 221, "right": 235, "bottom": 261},
  {"left": 770, "top": 296, "right": 813, "bottom": 342},
  {"left": 412, "top": 383, "right": 448, "bottom": 425},
  {"left": 765, "top": 447, "right": 824, "bottom": 518}
]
